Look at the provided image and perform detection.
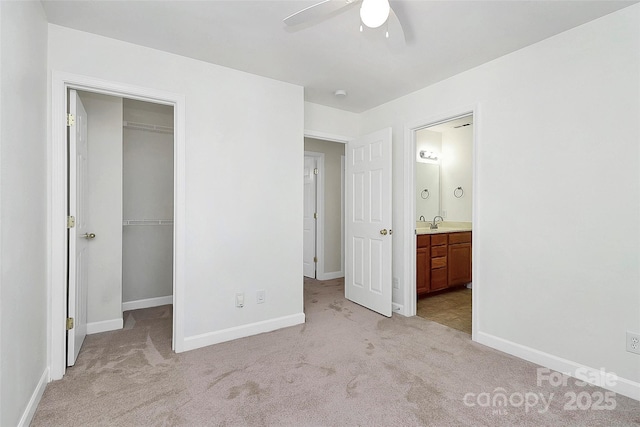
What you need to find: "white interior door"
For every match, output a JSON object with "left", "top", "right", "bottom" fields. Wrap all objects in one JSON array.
[
  {"left": 67, "top": 90, "right": 90, "bottom": 366},
  {"left": 303, "top": 155, "right": 317, "bottom": 278},
  {"left": 345, "top": 128, "right": 392, "bottom": 316}
]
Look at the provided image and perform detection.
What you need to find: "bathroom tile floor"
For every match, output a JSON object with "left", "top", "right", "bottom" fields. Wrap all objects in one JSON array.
[{"left": 416, "top": 287, "right": 472, "bottom": 334}]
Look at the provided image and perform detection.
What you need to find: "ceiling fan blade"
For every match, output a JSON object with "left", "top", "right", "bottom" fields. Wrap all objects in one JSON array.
[
  {"left": 284, "top": 0, "right": 355, "bottom": 27},
  {"left": 386, "top": 7, "right": 406, "bottom": 48}
]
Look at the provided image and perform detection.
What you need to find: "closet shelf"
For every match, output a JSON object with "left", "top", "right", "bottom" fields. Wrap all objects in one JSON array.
[
  {"left": 123, "top": 120, "right": 174, "bottom": 134},
  {"left": 123, "top": 219, "right": 174, "bottom": 226}
]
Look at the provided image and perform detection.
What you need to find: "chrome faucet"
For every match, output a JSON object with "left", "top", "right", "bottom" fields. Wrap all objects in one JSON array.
[
  {"left": 419, "top": 215, "right": 426, "bottom": 221},
  {"left": 430, "top": 215, "right": 444, "bottom": 229}
]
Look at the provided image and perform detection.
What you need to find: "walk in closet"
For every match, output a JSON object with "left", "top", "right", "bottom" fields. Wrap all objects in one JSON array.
[
  {"left": 122, "top": 99, "right": 174, "bottom": 309},
  {"left": 78, "top": 92, "right": 174, "bottom": 335}
]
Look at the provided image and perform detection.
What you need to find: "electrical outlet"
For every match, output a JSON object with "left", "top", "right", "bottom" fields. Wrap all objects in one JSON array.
[
  {"left": 626, "top": 331, "right": 640, "bottom": 355},
  {"left": 392, "top": 277, "right": 399, "bottom": 289},
  {"left": 235, "top": 293, "right": 244, "bottom": 308},
  {"left": 257, "top": 290, "right": 266, "bottom": 304}
]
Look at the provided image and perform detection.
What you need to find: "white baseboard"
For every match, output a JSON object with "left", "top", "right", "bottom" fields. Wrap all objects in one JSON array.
[
  {"left": 183, "top": 312, "right": 305, "bottom": 352},
  {"left": 86, "top": 318, "right": 123, "bottom": 335},
  {"left": 18, "top": 367, "right": 49, "bottom": 427},
  {"left": 317, "top": 271, "right": 344, "bottom": 280},
  {"left": 122, "top": 295, "right": 173, "bottom": 312},
  {"left": 476, "top": 331, "right": 640, "bottom": 401}
]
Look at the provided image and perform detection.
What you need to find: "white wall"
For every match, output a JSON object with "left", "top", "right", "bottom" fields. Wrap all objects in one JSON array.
[
  {"left": 0, "top": 2, "right": 48, "bottom": 425},
  {"left": 123, "top": 100, "right": 174, "bottom": 304},
  {"left": 440, "top": 126, "right": 472, "bottom": 222},
  {"left": 304, "top": 138, "right": 345, "bottom": 276},
  {"left": 361, "top": 4, "right": 640, "bottom": 391},
  {"left": 79, "top": 91, "right": 124, "bottom": 328},
  {"left": 304, "top": 102, "right": 359, "bottom": 140},
  {"left": 48, "top": 25, "right": 305, "bottom": 348}
]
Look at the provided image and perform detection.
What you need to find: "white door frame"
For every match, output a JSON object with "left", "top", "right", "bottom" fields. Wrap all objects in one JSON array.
[
  {"left": 304, "top": 130, "right": 350, "bottom": 280},
  {"left": 48, "top": 71, "right": 187, "bottom": 380},
  {"left": 402, "top": 105, "right": 479, "bottom": 340}
]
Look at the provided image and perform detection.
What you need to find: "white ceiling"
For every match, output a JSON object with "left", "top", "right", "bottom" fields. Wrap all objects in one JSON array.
[{"left": 41, "top": 0, "right": 637, "bottom": 113}]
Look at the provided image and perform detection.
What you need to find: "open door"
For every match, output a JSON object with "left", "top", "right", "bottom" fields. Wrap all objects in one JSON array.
[
  {"left": 67, "top": 90, "right": 91, "bottom": 366},
  {"left": 345, "top": 128, "right": 392, "bottom": 316},
  {"left": 303, "top": 155, "right": 317, "bottom": 278}
]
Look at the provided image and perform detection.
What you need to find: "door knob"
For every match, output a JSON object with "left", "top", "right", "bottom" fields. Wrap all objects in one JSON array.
[
  {"left": 380, "top": 229, "right": 388, "bottom": 235},
  {"left": 83, "top": 233, "right": 96, "bottom": 239}
]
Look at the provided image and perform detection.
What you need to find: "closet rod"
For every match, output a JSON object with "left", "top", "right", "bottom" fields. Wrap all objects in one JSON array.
[
  {"left": 123, "top": 120, "right": 174, "bottom": 134},
  {"left": 123, "top": 219, "right": 174, "bottom": 226}
]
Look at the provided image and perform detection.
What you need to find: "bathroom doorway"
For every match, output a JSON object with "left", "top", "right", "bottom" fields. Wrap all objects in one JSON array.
[{"left": 413, "top": 114, "right": 474, "bottom": 335}]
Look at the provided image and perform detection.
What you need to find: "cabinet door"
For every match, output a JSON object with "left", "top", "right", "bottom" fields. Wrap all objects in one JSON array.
[
  {"left": 430, "top": 267, "right": 448, "bottom": 291},
  {"left": 416, "top": 246, "right": 430, "bottom": 296},
  {"left": 448, "top": 243, "right": 472, "bottom": 286}
]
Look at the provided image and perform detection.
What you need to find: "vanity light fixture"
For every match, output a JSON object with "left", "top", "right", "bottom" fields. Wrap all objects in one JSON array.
[{"left": 419, "top": 150, "right": 438, "bottom": 161}]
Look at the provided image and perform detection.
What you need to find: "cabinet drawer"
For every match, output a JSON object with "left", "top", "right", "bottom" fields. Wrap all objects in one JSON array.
[
  {"left": 431, "top": 234, "right": 448, "bottom": 246},
  {"left": 431, "top": 245, "right": 447, "bottom": 258},
  {"left": 431, "top": 256, "right": 447, "bottom": 269},
  {"left": 431, "top": 268, "right": 448, "bottom": 290},
  {"left": 449, "top": 232, "right": 472, "bottom": 244},
  {"left": 417, "top": 234, "right": 430, "bottom": 248}
]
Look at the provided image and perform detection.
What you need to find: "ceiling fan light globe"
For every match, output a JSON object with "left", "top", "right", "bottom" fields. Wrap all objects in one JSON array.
[{"left": 360, "top": 0, "right": 390, "bottom": 28}]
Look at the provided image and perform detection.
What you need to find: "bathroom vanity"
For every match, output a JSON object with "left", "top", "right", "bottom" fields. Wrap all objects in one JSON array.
[{"left": 416, "top": 229, "right": 472, "bottom": 296}]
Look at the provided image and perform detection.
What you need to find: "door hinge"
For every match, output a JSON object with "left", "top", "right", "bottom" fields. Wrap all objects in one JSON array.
[
  {"left": 67, "top": 216, "right": 76, "bottom": 228},
  {"left": 313, "top": 256, "right": 318, "bottom": 263},
  {"left": 67, "top": 113, "right": 75, "bottom": 127},
  {"left": 66, "top": 317, "right": 74, "bottom": 330},
  {"left": 313, "top": 212, "right": 318, "bottom": 219},
  {"left": 314, "top": 168, "right": 319, "bottom": 175}
]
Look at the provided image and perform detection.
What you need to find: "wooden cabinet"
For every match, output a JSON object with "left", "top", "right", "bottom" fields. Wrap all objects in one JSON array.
[
  {"left": 448, "top": 232, "right": 472, "bottom": 286},
  {"left": 416, "top": 231, "right": 471, "bottom": 296},
  {"left": 416, "top": 235, "right": 430, "bottom": 296},
  {"left": 430, "top": 234, "right": 448, "bottom": 292}
]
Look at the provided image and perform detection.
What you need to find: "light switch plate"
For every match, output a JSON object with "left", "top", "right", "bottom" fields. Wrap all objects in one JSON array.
[{"left": 235, "top": 293, "right": 244, "bottom": 308}]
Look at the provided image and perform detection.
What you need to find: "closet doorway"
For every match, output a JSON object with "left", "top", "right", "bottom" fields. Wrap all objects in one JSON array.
[{"left": 71, "top": 91, "right": 174, "bottom": 365}]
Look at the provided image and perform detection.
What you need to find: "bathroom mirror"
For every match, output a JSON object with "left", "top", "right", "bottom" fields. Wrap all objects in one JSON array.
[
  {"left": 416, "top": 162, "right": 440, "bottom": 221},
  {"left": 415, "top": 114, "right": 474, "bottom": 223}
]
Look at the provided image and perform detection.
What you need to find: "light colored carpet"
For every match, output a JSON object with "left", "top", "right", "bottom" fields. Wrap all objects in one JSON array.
[{"left": 32, "top": 278, "right": 639, "bottom": 426}]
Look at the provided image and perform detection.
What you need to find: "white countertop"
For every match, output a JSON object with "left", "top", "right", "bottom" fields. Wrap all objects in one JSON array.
[{"left": 415, "top": 221, "right": 472, "bottom": 235}]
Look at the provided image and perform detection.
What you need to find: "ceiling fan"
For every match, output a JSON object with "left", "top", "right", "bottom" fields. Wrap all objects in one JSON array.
[{"left": 284, "top": 0, "right": 406, "bottom": 46}]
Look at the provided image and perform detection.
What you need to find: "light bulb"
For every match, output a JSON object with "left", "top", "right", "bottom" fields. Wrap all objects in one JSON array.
[{"left": 360, "top": 0, "right": 390, "bottom": 29}]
